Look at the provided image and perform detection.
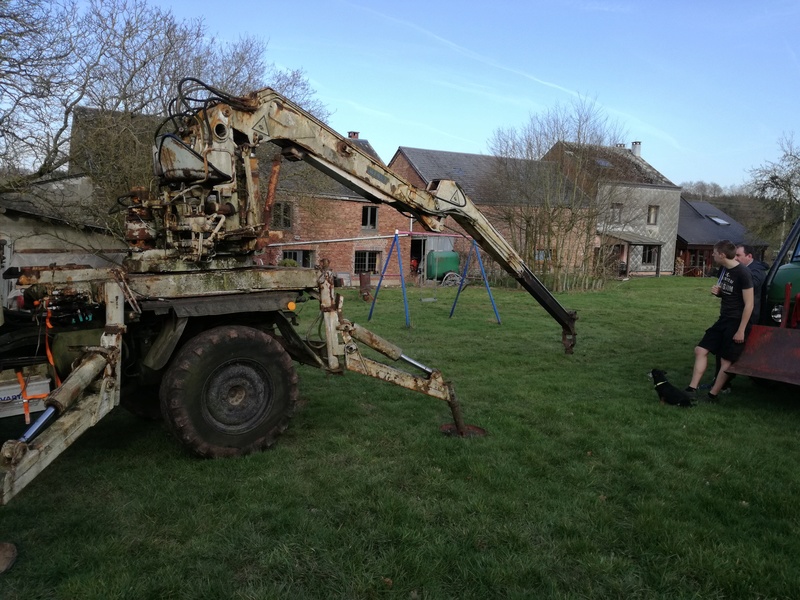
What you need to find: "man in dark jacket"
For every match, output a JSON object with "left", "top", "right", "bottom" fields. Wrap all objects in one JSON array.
[{"left": 735, "top": 244, "right": 768, "bottom": 323}]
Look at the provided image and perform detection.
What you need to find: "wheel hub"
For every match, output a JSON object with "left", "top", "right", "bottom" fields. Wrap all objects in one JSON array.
[{"left": 202, "top": 361, "right": 273, "bottom": 434}]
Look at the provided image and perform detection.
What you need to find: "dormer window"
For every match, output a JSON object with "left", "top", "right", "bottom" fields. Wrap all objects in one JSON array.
[{"left": 707, "top": 215, "right": 730, "bottom": 226}]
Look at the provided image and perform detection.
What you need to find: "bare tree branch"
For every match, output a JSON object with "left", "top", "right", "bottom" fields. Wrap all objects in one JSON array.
[
  {"left": 484, "top": 96, "right": 628, "bottom": 290},
  {"left": 748, "top": 133, "right": 800, "bottom": 241}
]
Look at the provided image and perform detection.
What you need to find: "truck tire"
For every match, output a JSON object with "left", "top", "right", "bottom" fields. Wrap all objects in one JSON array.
[{"left": 159, "top": 325, "right": 298, "bottom": 457}]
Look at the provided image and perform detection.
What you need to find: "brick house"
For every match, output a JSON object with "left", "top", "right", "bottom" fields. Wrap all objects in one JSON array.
[
  {"left": 388, "top": 147, "right": 589, "bottom": 281},
  {"left": 261, "top": 134, "right": 414, "bottom": 286}
]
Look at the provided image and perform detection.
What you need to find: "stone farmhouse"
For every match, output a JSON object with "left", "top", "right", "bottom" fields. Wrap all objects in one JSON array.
[
  {"left": 270, "top": 139, "right": 683, "bottom": 285},
  {"left": 541, "top": 141, "right": 681, "bottom": 277},
  {"left": 389, "top": 141, "right": 680, "bottom": 279}
]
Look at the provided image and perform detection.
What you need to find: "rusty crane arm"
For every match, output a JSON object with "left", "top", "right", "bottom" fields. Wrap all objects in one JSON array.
[{"left": 155, "top": 81, "right": 577, "bottom": 350}]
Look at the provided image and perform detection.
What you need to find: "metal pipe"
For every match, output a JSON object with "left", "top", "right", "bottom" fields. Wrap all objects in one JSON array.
[
  {"left": 399, "top": 354, "right": 433, "bottom": 374},
  {"left": 268, "top": 233, "right": 408, "bottom": 247},
  {"left": 16, "top": 352, "right": 108, "bottom": 445},
  {"left": 18, "top": 407, "right": 57, "bottom": 444}
]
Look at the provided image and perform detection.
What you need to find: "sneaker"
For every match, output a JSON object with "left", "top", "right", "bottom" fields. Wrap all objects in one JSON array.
[
  {"left": 698, "top": 383, "right": 713, "bottom": 391},
  {"left": 719, "top": 386, "right": 732, "bottom": 395},
  {"left": 703, "top": 392, "right": 719, "bottom": 403},
  {"left": 684, "top": 386, "right": 697, "bottom": 397}
]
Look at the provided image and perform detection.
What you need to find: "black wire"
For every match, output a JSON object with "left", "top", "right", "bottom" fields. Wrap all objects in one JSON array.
[{"left": 154, "top": 78, "right": 254, "bottom": 142}]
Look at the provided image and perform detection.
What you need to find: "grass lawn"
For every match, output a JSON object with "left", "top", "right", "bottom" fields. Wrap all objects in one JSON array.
[{"left": 1, "top": 276, "right": 798, "bottom": 599}]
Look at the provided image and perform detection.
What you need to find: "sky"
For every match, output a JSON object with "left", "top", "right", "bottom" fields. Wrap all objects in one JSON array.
[{"left": 169, "top": 0, "right": 800, "bottom": 189}]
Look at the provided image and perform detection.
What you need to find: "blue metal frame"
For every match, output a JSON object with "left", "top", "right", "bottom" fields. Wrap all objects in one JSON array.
[{"left": 368, "top": 232, "right": 410, "bottom": 327}]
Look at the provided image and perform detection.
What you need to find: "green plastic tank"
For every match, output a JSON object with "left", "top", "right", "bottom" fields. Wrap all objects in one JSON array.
[{"left": 426, "top": 250, "right": 460, "bottom": 280}]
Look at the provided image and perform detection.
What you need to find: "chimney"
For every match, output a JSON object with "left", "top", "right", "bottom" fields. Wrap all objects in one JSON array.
[
  {"left": 615, "top": 143, "right": 625, "bottom": 148},
  {"left": 631, "top": 141, "right": 641, "bottom": 157},
  {"left": 348, "top": 131, "right": 359, "bottom": 139}
]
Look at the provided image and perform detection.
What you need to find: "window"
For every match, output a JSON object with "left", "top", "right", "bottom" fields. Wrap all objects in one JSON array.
[
  {"left": 361, "top": 206, "right": 377, "bottom": 230},
  {"left": 610, "top": 203, "right": 623, "bottom": 224},
  {"left": 281, "top": 250, "right": 314, "bottom": 268},
  {"left": 271, "top": 202, "right": 292, "bottom": 229},
  {"left": 534, "top": 249, "right": 552, "bottom": 262},
  {"left": 647, "top": 205, "right": 659, "bottom": 225},
  {"left": 642, "top": 245, "right": 659, "bottom": 265},
  {"left": 707, "top": 215, "right": 730, "bottom": 226},
  {"left": 354, "top": 251, "right": 380, "bottom": 273}
]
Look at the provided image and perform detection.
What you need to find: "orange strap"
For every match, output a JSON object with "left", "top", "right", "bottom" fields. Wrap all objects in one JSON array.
[
  {"left": 43, "top": 304, "right": 62, "bottom": 387},
  {"left": 15, "top": 371, "right": 48, "bottom": 425}
]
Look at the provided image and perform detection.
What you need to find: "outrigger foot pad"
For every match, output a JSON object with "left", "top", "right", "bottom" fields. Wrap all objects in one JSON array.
[{"left": 439, "top": 423, "right": 487, "bottom": 437}]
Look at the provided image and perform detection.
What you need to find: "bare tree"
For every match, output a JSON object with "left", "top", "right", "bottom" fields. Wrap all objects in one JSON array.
[
  {"left": 748, "top": 133, "right": 800, "bottom": 242},
  {"left": 680, "top": 180, "right": 724, "bottom": 199},
  {"left": 0, "top": 0, "right": 329, "bottom": 207},
  {"left": 0, "top": 0, "right": 86, "bottom": 189},
  {"left": 484, "top": 96, "right": 627, "bottom": 291}
]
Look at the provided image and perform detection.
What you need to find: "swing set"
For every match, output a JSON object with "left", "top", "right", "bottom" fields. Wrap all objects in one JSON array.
[{"left": 368, "top": 232, "right": 501, "bottom": 327}]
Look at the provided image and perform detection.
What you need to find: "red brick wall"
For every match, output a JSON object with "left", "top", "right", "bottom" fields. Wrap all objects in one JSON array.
[
  {"left": 265, "top": 196, "right": 413, "bottom": 286},
  {"left": 389, "top": 155, "right": 426, "bottom": 188}
]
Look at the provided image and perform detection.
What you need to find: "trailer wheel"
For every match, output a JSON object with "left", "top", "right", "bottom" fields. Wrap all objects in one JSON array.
[
  {"left": 160, "top": 325, "right": 297, "bottom": 458},
  {"left": 440, "top": 271, "right": 463, "bottom": 287}
]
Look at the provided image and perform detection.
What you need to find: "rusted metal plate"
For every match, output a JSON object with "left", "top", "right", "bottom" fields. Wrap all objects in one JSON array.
[
  {"left": 727, "top": 325, "right": 800, "bottom": 386},
  {"left": 127, "top": 267, "right": 319, "bottom": 298}
]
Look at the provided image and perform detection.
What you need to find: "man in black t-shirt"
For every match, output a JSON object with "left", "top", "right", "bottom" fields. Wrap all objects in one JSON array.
[{"left": 686, "top": 240, "right": 753, "bottom": 401}]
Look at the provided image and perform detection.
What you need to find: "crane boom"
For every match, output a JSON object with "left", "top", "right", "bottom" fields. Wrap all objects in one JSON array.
[{"left": 152, "top": 80, "right": 577, "bottom": 350}]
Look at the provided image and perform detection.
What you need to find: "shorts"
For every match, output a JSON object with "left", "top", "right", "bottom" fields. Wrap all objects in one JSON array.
[{"left": 698, "top": 318, "right": 750, "bottom": 362}]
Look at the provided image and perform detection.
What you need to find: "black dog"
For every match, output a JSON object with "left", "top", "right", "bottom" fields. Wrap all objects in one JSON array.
[{"left": 649, "top": 369, "right": 695, "bottom": 408}]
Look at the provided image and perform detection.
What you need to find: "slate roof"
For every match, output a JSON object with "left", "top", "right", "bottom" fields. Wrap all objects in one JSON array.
[
  {"left": 392, "top": 147, "right": 585, "bottom": 207},
  {"left": 393, "top": 147, "right": 494, "bottom": 198},
  {"left": 553, "top": 142, "right": 678, "bottom": 188},
  {"left": 678, "top": 198, "right": 765, "bottom": 246},
  {"left": 264, "top": 140, "right": 379, "bottom": 201},
  {"left": 350, "top": 138, "right": 383, "bottom": 164}
]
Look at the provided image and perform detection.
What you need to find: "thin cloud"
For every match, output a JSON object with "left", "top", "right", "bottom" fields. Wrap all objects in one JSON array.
[
  {"left": 341, "top": 1, "right": 677, "bottom": 154},
  {"left": 343, "top": 1, "right": 580, "bottom": 97}
]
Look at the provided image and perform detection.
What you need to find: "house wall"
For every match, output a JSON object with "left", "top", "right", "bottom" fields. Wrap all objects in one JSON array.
[
  {"left": 389, "top": 151, "right": 593, "bottom": 277},
  {"left": 601, "top": 184, "right": 681, "bottom": 276},
  {"left": 262, "top": 195, "right": 414, "bottom": 286}
]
